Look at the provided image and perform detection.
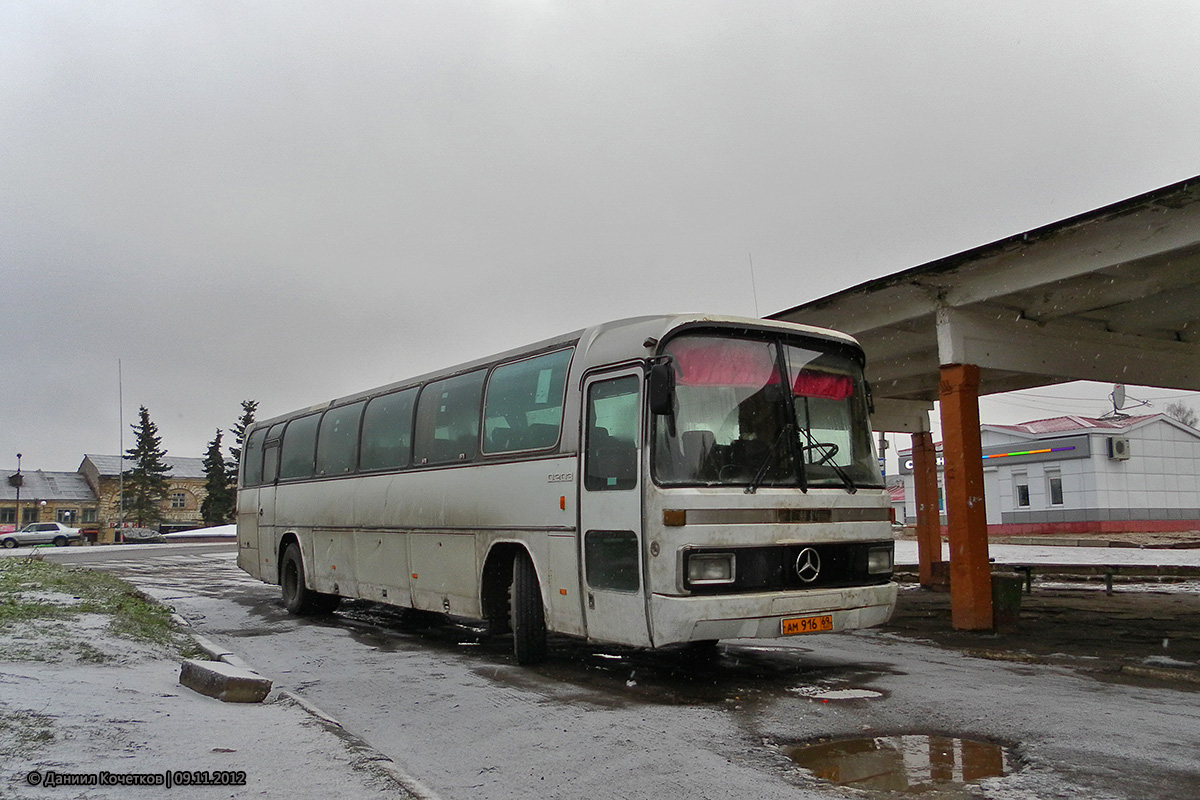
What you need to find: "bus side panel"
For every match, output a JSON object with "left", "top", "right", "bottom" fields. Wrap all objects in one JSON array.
[
  {"left": 236, "top": 487, "right": 261, "bottom": 579},
  {"left": 309, "top": 529, "right": 360, "bottom": 599},
  {"left": 268, "top": 458, "right": 578, "bottom": 621},
  {"left": 545, "top": 531, "right": 586, "bottom": 636},
  {"left": 353, "top": 531, "right": 411, "bottom": 605},
  {"left": 350, "top": 460, "right": 575, "bottom": 531},
  {"left": 409, "top": 532, "right": 477, "bottom": 615}
]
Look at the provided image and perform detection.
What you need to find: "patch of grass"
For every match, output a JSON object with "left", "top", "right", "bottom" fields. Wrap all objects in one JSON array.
[
  {"left": 0, "top": 597, "right": 73, "bottom": 626},
  {"left": 0, "top": 707, "right": 56, "bottom": 756},
  {"left": 0, "top": 557, "right": 187, "bottom": 657}
]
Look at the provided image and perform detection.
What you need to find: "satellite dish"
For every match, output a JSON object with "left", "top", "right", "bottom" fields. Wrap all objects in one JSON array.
[{"left": 1112, "top": 384, "right": 1126, "bottom": 410}]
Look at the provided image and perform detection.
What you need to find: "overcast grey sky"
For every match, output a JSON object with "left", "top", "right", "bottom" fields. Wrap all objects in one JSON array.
[{"left": 3, "top": 1, "right": 1199, "bottom": 472}]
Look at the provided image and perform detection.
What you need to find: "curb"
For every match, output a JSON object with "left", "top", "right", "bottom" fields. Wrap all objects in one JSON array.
[
  {"left": 276, "top": 690, "right": 445, "bottom": 800},
  {"left": 179, "top": 622, "right": 443, "bottom": 800},
  {"left": 179, "top": 658, "right": 272, "bottom": 703}
]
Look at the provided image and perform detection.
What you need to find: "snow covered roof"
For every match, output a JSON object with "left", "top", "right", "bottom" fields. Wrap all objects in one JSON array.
[
  {"left": 0, "top": 470, "right": 96, "bottom": 502},
  {"left": 983, "top": 414, "right": 1160, "bottom": 436},
  {"left": 82, "top": 454, "right": 207, "bottom": 479},
  {"left": 900, "top": 412, "right": 1198, "bottom": 456}
]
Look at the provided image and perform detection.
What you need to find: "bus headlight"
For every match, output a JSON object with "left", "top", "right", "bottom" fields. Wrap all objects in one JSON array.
[
  {"left": 867, "top": 546, "right": 893, "bottom": 575},
  {"left": 688, "top": 552, "right": 735, "bottom": 584}
]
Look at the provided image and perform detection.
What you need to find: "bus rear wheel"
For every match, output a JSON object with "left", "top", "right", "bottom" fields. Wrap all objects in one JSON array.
[
  {"left": 280, "top": 542, "right": 341, "bottom": 615},
  {"left": 510, "top": 553, "right": 547, "bottom": 665}
]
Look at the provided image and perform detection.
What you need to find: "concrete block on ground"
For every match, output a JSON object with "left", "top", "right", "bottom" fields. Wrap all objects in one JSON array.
[{"left": 180, "top": 659, "right": 272, "bottom": 703}]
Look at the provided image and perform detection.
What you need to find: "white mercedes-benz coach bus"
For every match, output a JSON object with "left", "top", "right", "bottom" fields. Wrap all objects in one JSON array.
[{"left": 236, "top": 315, "right": 897, "bottom": 664}]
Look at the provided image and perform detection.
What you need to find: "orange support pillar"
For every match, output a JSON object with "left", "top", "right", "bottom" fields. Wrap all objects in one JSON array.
[
  {"left": 911, "top": 431, "right": 945, "bottom": 588},
  {"left": 938, "top": 363, "right": 992, "bottom": 631}
]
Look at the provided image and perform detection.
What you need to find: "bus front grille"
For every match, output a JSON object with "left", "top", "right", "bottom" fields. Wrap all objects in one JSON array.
[{"left": 682, "top": 541, "right": 893, "bottom": 595}]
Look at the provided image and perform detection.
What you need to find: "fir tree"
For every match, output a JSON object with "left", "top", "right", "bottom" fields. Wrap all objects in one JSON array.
[
  {"left": 201, "top": 429, "right": 235, "bottom": 525},
  {"left": 123, "top": 406, "right": 171, "bottom": 528},
  {"left": 228, "top": 399, "right": 258, "bottom": 484}
]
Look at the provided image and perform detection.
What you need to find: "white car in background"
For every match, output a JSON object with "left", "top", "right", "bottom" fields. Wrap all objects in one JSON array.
[{"left": 1, "top": 521, "right": 82, "bottom": 548}]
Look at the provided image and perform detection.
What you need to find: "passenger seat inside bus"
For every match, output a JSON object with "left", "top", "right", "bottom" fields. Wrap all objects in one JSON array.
[
  {"left": 586, "top": 427, "right": 637, "bottom": 490},
  {"left": 679, "top": 429, "right": 715, "bottom": 476}
]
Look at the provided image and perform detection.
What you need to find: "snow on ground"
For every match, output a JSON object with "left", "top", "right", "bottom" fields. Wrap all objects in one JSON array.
[
  {"left": 895, "top": 540, "right": 1200, "bottom": 567},
  {"left": 163, "top": 524, "right": 236, "bottom": 538},
  {"left": 1, "top": 660, "right": 411, "bottom": 800}
]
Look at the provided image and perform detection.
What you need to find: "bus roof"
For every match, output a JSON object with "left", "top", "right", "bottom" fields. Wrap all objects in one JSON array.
[{"left": 251, "top": 313, "right": 862, "bottom": 429}]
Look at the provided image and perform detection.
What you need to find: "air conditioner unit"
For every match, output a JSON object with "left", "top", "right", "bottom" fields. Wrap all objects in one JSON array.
[{"left": 1108, "top": 437, "right": 1131, "bottom": 460}]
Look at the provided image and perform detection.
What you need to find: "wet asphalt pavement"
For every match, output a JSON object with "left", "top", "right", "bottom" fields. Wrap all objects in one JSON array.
[{"left": 45, "top": 543, "right": 1200, "bottom": 800}]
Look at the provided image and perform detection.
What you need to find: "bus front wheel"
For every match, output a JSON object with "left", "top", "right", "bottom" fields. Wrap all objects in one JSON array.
[
  {"left": 280, "top": 543, "right": 341, "bottom": 615},
  {"left": 510, "top": 553, "right": 547, "bottom": 665}
]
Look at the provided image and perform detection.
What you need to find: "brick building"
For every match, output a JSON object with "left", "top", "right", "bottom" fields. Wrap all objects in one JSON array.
[{"left": 79, "top": 454, "right": 209, "bottom": 537}]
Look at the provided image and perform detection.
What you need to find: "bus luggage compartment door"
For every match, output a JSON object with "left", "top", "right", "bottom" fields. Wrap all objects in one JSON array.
[{"left": 580, "top": 371, "right": 651, "bottom": 647}]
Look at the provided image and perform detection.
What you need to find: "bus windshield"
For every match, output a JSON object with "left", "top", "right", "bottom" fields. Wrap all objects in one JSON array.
[{"left": 652, "top": 333, "right": 882, "bottom": 490}]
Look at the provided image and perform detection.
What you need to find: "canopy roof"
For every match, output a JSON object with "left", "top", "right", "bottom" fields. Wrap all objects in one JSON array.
[{"left": 771, "top": 176, "right": 1200, "bottom": 432}]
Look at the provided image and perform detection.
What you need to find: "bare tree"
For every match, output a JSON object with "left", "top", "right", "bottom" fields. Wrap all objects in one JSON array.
[{"left": 1165, "top": 401, "right": 1198, "bottom": 429}]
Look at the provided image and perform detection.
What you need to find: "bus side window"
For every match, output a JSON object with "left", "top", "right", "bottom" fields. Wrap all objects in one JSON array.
[
  {"left": 482, "top": 348, "right": 572, "bottom": 455},
  {"left": 316, "top": 401, "right": 365, "bottom": 476},
  {"left": 360, "top": 388, "right": 416, "bottom": 471},
  {"left": 243, "top": 428, "right": 267, "bottom": 486},
  {"left": 263, "top": 423, "right": 285, "bottom": 484},
  {"left": 414, "top": 370, "right": 486, "bottom": 465},
  {"left": 279, "top": 414, "right": 320, "bottom": 480},
  {"left": 585, "top": 376, "right": 639, "bottom": 491}
]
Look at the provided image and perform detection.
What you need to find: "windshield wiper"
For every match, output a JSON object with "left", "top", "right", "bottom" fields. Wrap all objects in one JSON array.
[
  {"left": 795, "top": 425, "right": 857, "bottom": 494},
  {"left": 745, "top": 424, "right": 806, "bottom": 494}
]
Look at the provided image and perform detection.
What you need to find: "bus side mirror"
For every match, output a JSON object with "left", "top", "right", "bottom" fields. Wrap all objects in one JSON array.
[{"left": 648, "top": 361, "right": 675, "bottom": 416}]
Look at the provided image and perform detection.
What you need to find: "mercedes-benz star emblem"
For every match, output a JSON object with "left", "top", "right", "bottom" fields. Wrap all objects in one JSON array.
[{"left": 795, "top": 548, "right": 821, "bottom": 583}]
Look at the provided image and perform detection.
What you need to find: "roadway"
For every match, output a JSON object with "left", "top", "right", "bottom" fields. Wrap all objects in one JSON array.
[{"left": 22, "top": 541, "right": 1200, "bottom": 800}]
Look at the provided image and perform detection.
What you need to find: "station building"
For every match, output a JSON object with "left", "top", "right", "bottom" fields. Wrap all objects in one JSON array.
[
  {"left": 79, "top": 454, "right": 208, "bottom": 535},
  {"left": 0, "top": 470, "right": 100, "bottom": 531},
  {"left": 1, "top": 455, "right": 210, "bottom": 540},
  {"left": 897, "top": 414, "right": 1200, "bottom": 535}
]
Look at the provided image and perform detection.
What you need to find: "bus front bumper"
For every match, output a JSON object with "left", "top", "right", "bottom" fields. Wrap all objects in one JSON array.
[{"left": 648, "top": 582, "right": 898, "bottom": 647}]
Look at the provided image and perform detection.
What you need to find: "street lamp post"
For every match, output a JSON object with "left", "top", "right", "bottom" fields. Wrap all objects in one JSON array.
[{"left": 12, "top": 453, "right": 22, "bottom": 531}]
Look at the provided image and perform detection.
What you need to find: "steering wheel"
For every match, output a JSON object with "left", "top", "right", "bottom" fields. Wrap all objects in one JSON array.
[
  {"left": 800, "top": 441, "right": 839, "bottom": 465},
  {"left": 719, "top": 463, "right": 753, "bottom": 481}
]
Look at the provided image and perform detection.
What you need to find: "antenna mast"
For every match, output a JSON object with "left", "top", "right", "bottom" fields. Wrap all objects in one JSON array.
[
  {"left": 118, "top": 360, "right": 125, "bottom": 533},
  {"left": 748, "top": 253, "right": 761, "bottom": 318}
]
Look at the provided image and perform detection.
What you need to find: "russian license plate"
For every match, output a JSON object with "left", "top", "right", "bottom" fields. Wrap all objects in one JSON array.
[{"left": 781, "top": 614, "right": 834, "bottom": 635}]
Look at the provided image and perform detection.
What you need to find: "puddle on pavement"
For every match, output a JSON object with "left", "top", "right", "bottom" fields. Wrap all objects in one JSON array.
[
  {"left": 788, "top": 686, "right": 884, "bottom": 700},
  {"left": 785, "top": 735, "right": 1013, "bottom": 796}
]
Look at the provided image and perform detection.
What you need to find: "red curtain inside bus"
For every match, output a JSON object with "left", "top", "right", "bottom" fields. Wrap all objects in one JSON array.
[
  {"left": 792, "top": 371, "right": 852, "bottom": 400},
  {"left": 671, "top": 339, "right": 778, "bottom": 387},
  {"left": 670, "top": 339, "right": 852, "bottom": 400}
]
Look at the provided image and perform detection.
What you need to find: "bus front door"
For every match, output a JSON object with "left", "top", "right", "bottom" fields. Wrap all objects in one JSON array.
[{"left": 580, "top": 371, "right": 651, "bottom": 647}]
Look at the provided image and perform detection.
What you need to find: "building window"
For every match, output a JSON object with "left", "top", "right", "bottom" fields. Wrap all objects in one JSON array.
[
  {"left": 170, "top": 492, "right": 188, "bottom": 509},
  {"left": 1014, "top": 474, "right": 1030, "bottom": 507},
  {"left": 56, "top": 509, "right": 78, "bottom": 525},
  {"left": 82, "top": 508, "right": 98, "bottom": 524},
  {"left": 1047, "top": 472, "right": 1064, "bottom": 506},
  {"left": 21, "top": 508, "right": 38, "bottom": 525},
  {"left": 0, "top": 508, "right": 14, "bottom": 524}
]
